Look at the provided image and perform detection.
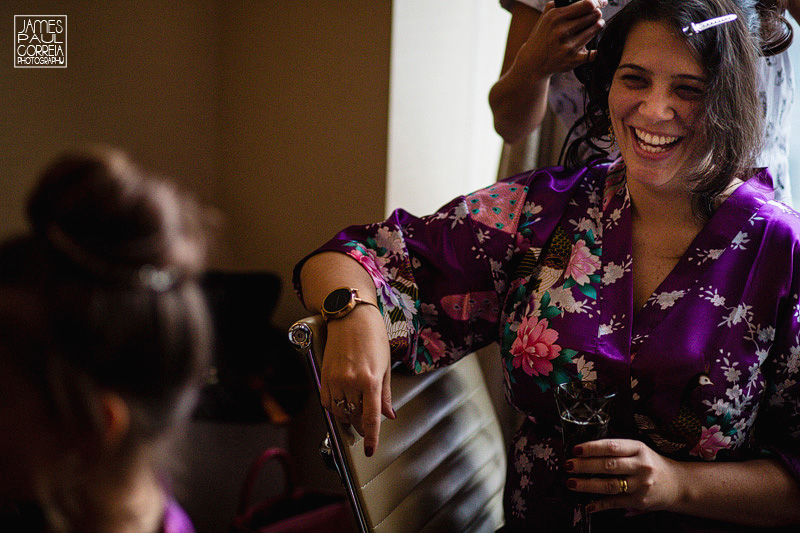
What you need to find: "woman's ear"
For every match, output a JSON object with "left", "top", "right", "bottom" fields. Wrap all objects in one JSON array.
[{"left": 99, "top": 392, "right": 130, "bottom": 448}]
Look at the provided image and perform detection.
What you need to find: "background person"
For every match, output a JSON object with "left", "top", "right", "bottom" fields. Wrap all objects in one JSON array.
[
  {"left": 0, "top": 147, "right": 215, "bottom": 532},
  {"left": 295, "top": 0, "right": 800, "bottom": 530}
]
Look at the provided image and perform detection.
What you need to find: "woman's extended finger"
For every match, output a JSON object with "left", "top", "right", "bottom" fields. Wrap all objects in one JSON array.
[
  {"left": 320, "top": 382, "right": 332, "bottom": 412},
  {"left": 565, "top": 455, "right": 639, "bottom": 477},
  {"left": 381, "top": 364, "right": 395, "bottom": 421},
  {"left": 555, "top": 0, "right": 605, "bottom": 34},
  {"left": 573, "top": 438, "right": 643, "bottom": 458}
]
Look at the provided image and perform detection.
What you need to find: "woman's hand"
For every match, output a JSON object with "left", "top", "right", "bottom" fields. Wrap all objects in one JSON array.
[
  {"left": 489, "top": 0, "right": 606, "bottom": 142},
  {"left": 565, "top": 439, "right": 684, "bottom": 514},
  {"left": 518, "top": 0, "right": 607, "bottom": 78},
  {"left": 566, "top": 439, "right": 800, "bottom": 525},
  {"left": 299, "top": 251, "right": 396, "bottom": 458},
  {"left": 319, "top": 303, "right": 394, "bottom": 458}
]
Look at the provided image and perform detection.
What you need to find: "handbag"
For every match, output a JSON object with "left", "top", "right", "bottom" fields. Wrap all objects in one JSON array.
[{"left": 230, "top": 447, "right": 354, "bottom": 533}]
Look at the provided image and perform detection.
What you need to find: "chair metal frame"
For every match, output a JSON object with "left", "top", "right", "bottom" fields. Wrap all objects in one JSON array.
[{"left": 288, "top": 316, "right": 370, "bottom": 532}]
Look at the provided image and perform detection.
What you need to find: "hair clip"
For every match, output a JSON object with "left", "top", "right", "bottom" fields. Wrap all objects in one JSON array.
[
  {"left": 682, "top": 14, "right": 738, "bottom": 36},
  {"left": 138, "top": 264, "right": 177, "bottom": 292}
]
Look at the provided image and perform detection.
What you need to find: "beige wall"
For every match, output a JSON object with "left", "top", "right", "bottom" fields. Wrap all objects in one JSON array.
[
  {"left": 1, "top": 2, "right": 391, "bottom": 531},
  {"left": 0, "top": 1, "right": 391, "bottom": 332},
  {"left": 216, "top": 1, "right": 390, "bottom": 327},
  {"left": 0, "top": 2, "right": 221, "bottom": 238}
]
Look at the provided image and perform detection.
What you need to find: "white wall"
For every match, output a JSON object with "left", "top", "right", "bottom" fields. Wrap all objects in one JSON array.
[
  {"left": 788, "top": 16, "right": 800, "bottom": 207},
  {"left": 387, "top": 0, "right": 511, "bottom": 216}
]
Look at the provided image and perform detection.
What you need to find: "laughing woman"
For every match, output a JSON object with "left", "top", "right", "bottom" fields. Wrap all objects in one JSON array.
[{"left": 294, "top": 0, "right": 800, "bottom": 530}]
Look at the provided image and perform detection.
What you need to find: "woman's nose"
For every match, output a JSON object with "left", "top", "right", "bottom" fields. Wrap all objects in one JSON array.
[{"left": 637, "top": 89, "right": 675, "bottom": 121}]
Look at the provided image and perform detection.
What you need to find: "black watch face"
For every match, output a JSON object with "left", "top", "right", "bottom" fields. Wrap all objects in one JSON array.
[{"left": 324, "top": 288, "right": 353, "bottom": 313}]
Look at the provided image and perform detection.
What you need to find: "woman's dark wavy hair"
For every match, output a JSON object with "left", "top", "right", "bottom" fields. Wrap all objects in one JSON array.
[
  {"left": 758, "top": 0, "right": 794, "bottom": 56},
  {"left": 564, "top": 0, "right": 763, "bottom": 219}
]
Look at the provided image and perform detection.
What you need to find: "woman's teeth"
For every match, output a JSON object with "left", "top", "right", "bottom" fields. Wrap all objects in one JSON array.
[{"left": 633, "top": 128, "right": 679, "bottom": 153}]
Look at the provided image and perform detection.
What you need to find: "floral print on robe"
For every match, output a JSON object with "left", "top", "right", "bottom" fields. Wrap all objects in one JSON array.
[{"left": 294, "top": 161, "right": 800, "bottom": 532}]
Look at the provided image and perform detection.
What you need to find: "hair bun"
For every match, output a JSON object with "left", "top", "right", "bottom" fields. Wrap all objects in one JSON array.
[{"left": 27, "top": 146, "right": 210, "bottom": 283}]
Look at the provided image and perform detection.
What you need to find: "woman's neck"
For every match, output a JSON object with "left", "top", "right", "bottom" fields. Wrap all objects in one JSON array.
[
  {"left": 627, "top": 179, "right": 700, "bottom": 231},
  {"left": 68, "top": 462, "right": 166, "bottom": 533},
  {"left": 628, "top": 176, "right": 746, "bottom": 228}
]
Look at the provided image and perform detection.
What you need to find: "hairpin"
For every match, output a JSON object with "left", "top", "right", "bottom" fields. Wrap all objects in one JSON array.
[
  {"left": 138, "top": 264, "right": 178, "bottom": 292},
  {"left": 47, "top": 224, "right": 180, "bottom": 292},
  {"left": 682, "top": 14, "right": 738, "bottom": 36}
]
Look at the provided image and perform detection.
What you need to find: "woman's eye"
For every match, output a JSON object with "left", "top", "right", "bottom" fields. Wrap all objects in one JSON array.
[
  {"left": 619, "top": 74, "right": 647, "bottom": 87},
  {"left": 675, "top": 85, "right": 705, "bottom": 99}
]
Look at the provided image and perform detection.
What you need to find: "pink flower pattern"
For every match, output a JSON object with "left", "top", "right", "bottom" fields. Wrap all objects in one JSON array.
[
  {"left": 511, "top": 317, "right": 561, "bottom": 377},
  {"left": 690, "top": 425, "right": 732, "bottom": 460},
  {"left": 565, "top": 239, "right": 600, "bottom": 285},
  {"left": 347, "top": 247, "right": 387, "bottom": 289},
  {"left": 420, "top": 328, "right": 447, "bottom": 362}
]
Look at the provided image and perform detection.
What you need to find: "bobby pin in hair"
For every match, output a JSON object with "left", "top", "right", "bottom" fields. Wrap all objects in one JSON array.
[{"left": 682, "top": 14, "right": 738, "bottom": 36}]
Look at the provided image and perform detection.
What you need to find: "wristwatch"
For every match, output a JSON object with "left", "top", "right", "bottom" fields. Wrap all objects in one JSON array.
[{"left": 320, "top": 287, "right": 379, "bottom": 321}]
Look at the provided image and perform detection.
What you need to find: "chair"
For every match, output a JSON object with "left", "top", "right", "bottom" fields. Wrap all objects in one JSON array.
[{"left": 288, "top": 315, "right": 506, "bottom": 533}]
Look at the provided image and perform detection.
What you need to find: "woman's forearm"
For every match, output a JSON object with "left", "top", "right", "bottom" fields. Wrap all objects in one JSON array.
[
  {"left": 490, "top": 3, "right": 551, "bottom": 144},
  {"left": 299, "top": 251, "right": 377, "bottom": 312},
  {"left": 670, "top": 457, "right": 800, "bottom": 526},
  {"left": 490, "top": 1, "right": 605, "bottom": 143},
  {"left": 299, "top": 250, "right": 393, "bottom": 455},
  {"left": 489, "top": 63, "right": 551, "bottom": 144}
]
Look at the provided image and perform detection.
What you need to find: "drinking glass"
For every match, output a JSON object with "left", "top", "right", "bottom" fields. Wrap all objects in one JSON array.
[{"left": 554, "top": 381, "right": 616, "bottom": 533}]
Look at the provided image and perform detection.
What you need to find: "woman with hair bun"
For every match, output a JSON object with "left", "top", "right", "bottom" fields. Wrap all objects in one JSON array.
[{"left": 0, "top": 147, "right": 215, "bottom": 532}]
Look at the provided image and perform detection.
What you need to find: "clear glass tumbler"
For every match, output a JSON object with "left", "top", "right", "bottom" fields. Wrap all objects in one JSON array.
[{"left": 554, "top": 381, "right": 616, "bottom": 533}]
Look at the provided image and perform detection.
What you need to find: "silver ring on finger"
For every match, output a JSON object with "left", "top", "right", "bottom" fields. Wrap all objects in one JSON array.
[{"left": 342, "top": 401, "right": 358, "bottom": 414}]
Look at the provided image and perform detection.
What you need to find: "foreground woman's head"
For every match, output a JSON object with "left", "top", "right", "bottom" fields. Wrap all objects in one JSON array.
[{"left": 0, "top": 146, "right": 214, "bottom": 529}]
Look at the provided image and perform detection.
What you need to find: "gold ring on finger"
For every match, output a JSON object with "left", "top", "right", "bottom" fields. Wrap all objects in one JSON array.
[{"left": 619, "top": 478, "right": 628, "bottom": 494}]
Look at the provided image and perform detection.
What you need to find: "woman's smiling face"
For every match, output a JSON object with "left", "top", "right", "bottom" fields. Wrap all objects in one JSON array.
[{"left": 608, "top": 20, "right": 708, "bottom": 193}]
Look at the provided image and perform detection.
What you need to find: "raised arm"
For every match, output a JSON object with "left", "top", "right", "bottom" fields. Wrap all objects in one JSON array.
[{"left": 488, "top": 0, "right": 606, "bottom": 144}]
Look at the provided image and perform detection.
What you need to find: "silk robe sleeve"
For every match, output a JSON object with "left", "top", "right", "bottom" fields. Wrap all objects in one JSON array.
[
  {"left": 755, "top": 214, "right": 800, "bottom": 484},
  {"left": 293, "top": 167, "right": 587, "bottom": 374}
]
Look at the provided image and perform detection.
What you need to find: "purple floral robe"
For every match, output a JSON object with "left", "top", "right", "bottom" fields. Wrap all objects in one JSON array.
[{"left": 294, "top": 161, "right": 800, "bottom": 532}]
